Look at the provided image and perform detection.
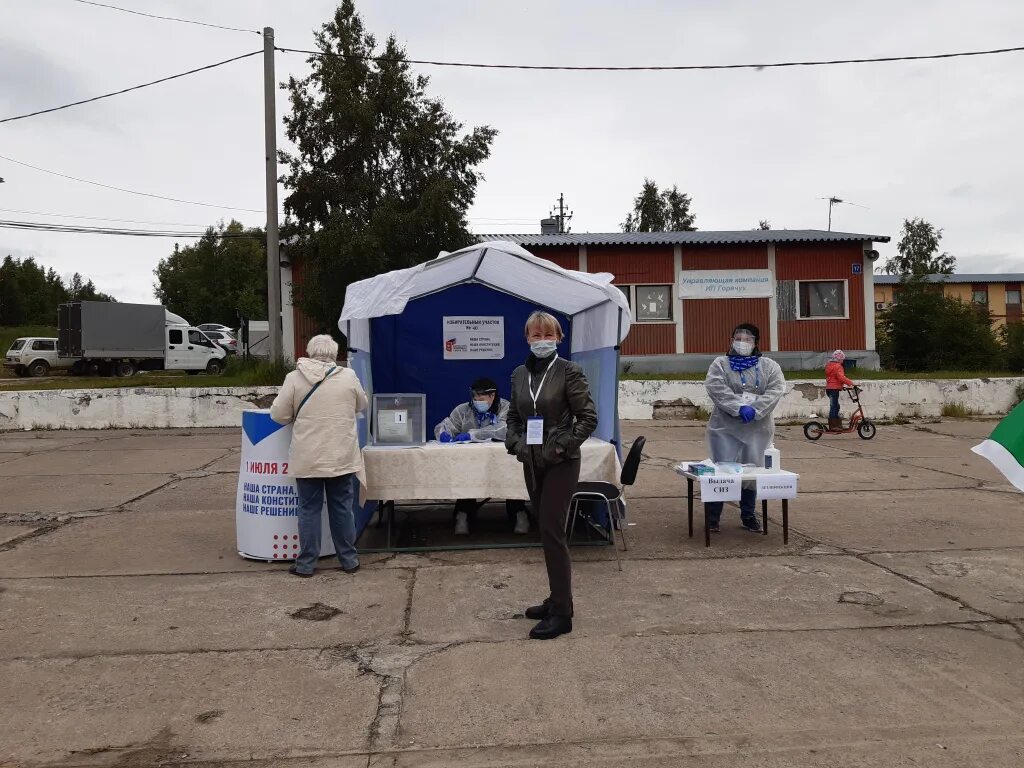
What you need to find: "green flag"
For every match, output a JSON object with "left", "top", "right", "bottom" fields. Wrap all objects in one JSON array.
[{"left": 972, "top": 399, "right": 1024, "bottom": 492}]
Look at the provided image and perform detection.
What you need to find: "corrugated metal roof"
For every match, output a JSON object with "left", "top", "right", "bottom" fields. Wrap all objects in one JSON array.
[
  {"left": 874, "top": 273, "right": 1024, "bottom": 284},
  {"left": 475, "top": 229, "right": 890, "bottom": 246}
]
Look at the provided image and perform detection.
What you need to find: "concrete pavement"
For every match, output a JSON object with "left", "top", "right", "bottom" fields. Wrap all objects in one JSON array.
[{"left": 1, "top": 420, "right": 1022, "bottom": 767}]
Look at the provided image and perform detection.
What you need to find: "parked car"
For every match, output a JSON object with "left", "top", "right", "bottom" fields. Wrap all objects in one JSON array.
[
  {"left": 4, "top": 337, "right": 76, "bottom": 377},
  {"left": 203, "top": 330, "right": 238, "bottom": 355},
  {"left": 198, "top": 323, "right": 234, "bottom": 334}
]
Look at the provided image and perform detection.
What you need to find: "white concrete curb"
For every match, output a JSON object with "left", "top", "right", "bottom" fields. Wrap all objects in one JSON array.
[
  {"left": 1, "top": 378, "right": 1022, "bottom": 430},
  {"left": 0, "top": 386, "right": 279, "bottom": 430},
  {"left": 619, "top": 377, "right": 1024, "bottom": 420}
]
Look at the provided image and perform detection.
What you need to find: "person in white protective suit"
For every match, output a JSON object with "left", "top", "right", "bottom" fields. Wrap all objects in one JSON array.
[
  {"left": 433, "top": 377, "right": 530, "bottom": 536},
  {"left": 703, "top": 323, "right": 787, "bottom": 533}
]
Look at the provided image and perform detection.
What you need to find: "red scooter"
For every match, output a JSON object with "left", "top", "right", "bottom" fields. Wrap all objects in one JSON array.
[{"left": 803, "top": 386, "right": 877, "bottom": 440}]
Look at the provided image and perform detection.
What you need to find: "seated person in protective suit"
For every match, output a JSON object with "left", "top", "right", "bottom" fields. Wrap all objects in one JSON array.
[{"left": 434, "top": 377, "right": 530, "bottom": 536}]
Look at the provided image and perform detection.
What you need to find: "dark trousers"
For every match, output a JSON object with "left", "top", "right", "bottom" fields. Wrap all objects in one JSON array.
[
  {"left": 827, "top": 389, "right": 841, "bottom": 420},
  {"left": 704, "top": 487, "right": 757, "bottom": 527},
  {"left": 294, "top": 474, "right": 358, "bottom": 573},
  {"left": 524, "top": 458, "right": 580, "bottom": 617}
]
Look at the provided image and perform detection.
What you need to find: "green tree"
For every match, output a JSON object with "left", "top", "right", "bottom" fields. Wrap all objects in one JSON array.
[
  {"left": 0, "top": 256, "right": 115, "bottom": 325},
  {"left": 885, "top": 218, "right": 956, "bottom": 276},
  {"left": 757, "top": 220, "right": 771, "bottom": 230},
  {"left": 279, "top": 1, "right": 497, "bottom": 327},
  {"left": 153, "top": 221, "right": 266, "bottom": 326},
  {"left": 878, "top": 285, "right": 1001, "bottom": 370},
  {"left": 621, "top": 179, "right": 697, "bottom": 232}
]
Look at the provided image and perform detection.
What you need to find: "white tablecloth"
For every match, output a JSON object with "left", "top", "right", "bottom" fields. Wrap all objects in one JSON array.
[{"left": 363, "top": 438, "right": 621, "bottom": 501}]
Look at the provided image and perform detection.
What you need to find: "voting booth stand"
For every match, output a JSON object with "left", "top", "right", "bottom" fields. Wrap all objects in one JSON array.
[
  {"left": 235, "top": 409, "right": 334, "bottom": 561},
  {"left": 339, "top": 240, "right": 633, "bottom": 543}
]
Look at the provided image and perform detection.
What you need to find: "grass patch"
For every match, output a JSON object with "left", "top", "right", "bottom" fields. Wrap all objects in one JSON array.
[
  {"left": 0, "top": 356, "right": 293, "bottom": 392},
  {"left": 694, "top": 406, "right": 711, "bottom": 422},
  {"left": 941, "top": 402, "right": 980, "bottom": 418}
]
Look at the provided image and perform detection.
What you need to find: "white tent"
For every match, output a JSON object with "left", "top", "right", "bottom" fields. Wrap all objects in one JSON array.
[{"left": 340, "top": 240, "right": 632, "bottom": 353}]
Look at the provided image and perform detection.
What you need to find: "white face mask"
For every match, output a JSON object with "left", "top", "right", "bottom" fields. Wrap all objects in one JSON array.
[
  {"left": 530, "top": 340, "right": 558, "bottom": 358},
  {"left": 732, "top": 340, "right": 754, "bottom": 356}
]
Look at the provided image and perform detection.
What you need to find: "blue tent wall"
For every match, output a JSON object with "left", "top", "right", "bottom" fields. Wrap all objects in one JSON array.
[{"left": 369, "top": 282, "right": 570, "bottom": 434}]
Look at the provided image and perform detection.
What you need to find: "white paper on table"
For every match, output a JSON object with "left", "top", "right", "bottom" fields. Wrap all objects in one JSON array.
[
  {"left": 700, "top": 474, "right": 742, "bottom": 501},
  {"left": 377, "top": 409, "right": 412, "bottom": 442},
  {"left": 756, "top": 473, "right": 798, "bottom": 499}
]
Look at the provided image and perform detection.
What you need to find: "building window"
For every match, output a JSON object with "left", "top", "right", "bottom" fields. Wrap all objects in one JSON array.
[
  {"left": 972, "top": 288, "right": 988, "bottom": 305},
  {"left": 1006, "top": 288, "right": 1021, "bottom": 305},
  {"left": 797, "top": 280, "right": 847, "bottom": 319},
  {"left": 617, "top": 284, "right": 673, "bottom": 322}
]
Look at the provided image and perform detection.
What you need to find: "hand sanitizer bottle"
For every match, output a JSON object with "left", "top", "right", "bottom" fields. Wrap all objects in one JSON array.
[{"left": 764, "top": 443, "right": 781, "bottom": 472}]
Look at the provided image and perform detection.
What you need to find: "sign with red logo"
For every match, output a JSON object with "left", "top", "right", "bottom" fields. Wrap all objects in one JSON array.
[{"left": 442, "top": 316, "right": 504, "bottom": 360}]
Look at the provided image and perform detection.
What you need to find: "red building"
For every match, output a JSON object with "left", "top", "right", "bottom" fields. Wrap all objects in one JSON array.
[
  {"left": 478, "top": 230, "right": 889, "bottom": 370},
  {"left": 282, "top": 229, "right": 889, "bottom": 370}
]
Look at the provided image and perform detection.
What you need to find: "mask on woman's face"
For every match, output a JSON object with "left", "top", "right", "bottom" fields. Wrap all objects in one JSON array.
[
  {"left": 530, "top": 340, "right": 558, "bottom": 358},
  {"left": 732, "top": 340, "right": 754, "bottom": 356},
  {"left": 471, "top": 399, "right": 490, "bottom": 413}
]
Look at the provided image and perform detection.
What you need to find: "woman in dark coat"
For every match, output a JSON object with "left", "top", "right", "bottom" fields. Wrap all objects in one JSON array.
[{"left": 506, "top": 310, "right": 598, "bottom": 639}]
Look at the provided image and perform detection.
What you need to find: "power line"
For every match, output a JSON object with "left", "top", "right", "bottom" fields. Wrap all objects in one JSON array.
[
  {"left": 0, "top": 207, "right": 218, "bottom": 227},
  {"left": 277, "top": 43, "right": 1024, "bottom": 71},
  {"left": 71, "top": 0, "right": 259, "bottom": 35},
  {"left": 0, "top": 153, "right": 266, "bottom": 213},
  {"left": 0, "top": 219, "right": 261, "bottom": 238},
  {"left": 0, "top": 50, "right": 262, "bottom": 124}
]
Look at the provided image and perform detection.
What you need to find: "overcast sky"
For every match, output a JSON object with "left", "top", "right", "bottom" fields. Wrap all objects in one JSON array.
[{"left": 3, "top": 0, "right": 1024, "bottom": 307}]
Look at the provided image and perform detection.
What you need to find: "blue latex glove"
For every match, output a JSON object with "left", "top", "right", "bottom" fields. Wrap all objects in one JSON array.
[
  {"left": 739, "top": 406, "right": 756, "bottom": 423},
  {"left": 439, "top": 431, "right": 452, "bottom": 443},
  {"left": 454, "top": 433, "right": 472, "bottom": 442}
]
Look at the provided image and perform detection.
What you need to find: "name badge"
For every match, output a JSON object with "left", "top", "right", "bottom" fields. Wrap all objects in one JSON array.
[{"left": 526, "top": 417, "right": 544, "bottom": 445}]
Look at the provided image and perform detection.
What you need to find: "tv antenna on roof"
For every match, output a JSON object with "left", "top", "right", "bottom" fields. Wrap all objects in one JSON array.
[{"left": 820, "top": 196, "right": 868, "bottom": 231}]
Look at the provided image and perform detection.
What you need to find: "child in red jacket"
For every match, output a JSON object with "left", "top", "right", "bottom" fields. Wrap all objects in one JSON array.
[{"left": 825, "top": 350, "right": 856, "bottom": 427}]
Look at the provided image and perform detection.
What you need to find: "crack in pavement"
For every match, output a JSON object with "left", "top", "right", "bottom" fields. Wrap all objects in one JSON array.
[{"left": 0, "top": 447, "right": 236, "bottom": 552}]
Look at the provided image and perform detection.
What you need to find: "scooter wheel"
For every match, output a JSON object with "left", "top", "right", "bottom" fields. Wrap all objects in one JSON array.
[
  {"left": 857, "top": 421, "right": 877, "bottom": 440},
  {"left": 803, "top": 421, "right": 825, "bottom": 441}
]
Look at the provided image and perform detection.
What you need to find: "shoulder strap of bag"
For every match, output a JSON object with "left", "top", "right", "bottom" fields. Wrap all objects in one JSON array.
[{"left": 294, "top": 365, "right": 337, "bottom": 420}]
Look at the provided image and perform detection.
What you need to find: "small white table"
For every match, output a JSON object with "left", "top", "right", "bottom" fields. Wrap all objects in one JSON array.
[{"left": 673, "top": 464, "right": 799, "bottom": 548}]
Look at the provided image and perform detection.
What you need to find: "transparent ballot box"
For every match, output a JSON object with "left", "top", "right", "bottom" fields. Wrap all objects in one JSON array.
[{"left": 371, "top": 393, "right": 427, "bottom": 447}]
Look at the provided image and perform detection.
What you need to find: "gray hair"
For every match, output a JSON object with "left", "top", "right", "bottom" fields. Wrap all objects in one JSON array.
[{"left": 306, "top": 334, "right": 339, "bottom": 362}]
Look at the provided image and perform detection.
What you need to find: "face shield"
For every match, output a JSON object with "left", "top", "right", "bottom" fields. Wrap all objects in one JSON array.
[{"left": 731, "top": 330, "right": 756, "bottom": 356}]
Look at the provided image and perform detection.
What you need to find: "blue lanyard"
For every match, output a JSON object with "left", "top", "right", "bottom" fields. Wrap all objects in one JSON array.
[{"left": 739, "top": 363, "right": 761, "bottom": 389}]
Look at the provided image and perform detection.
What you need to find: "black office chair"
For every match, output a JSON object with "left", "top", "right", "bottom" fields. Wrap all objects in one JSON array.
[{"left": 566, "top": 436, "right": 646, "bottom": 571}]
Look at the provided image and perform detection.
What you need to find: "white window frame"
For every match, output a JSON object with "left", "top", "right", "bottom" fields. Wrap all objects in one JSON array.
[
  {"left": 795, "top": 279, "right": 849, "bottom": 321},
  {"left": 617, "top": 283, "right": 675, "bottom": 323}
]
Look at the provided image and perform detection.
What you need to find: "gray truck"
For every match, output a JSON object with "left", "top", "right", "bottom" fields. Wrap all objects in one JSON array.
[{"left": 59, "top": 301, "right": 227, "bottom": 377}]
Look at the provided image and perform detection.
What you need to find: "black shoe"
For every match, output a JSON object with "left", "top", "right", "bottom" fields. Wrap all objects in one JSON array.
[
  {"left": 524, "top": 599, "right": 551, "bottom": 620},
  {"left": 529, "top": 615, "right": 572, "bottom": 640},
  {"left": 288, "top": 565, "right": 314, "bottom": 578},
  {"left": 708, "top": 524, "right": 721, "bottom": 533},
  {"left": 342, "top": 564, "right": 360, "bottom": 574},
  {"left": 740, "top": 517, "right": 762, "bottom": 533}
]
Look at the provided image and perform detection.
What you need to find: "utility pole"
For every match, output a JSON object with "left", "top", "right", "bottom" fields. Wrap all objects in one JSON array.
[
  {"left": 550, "top": 193, "right": 573, "bottom": 234},
  {"left": 827, "top": 197, "right": 840, "bottom": 231},
  {"left": 263, "top": 26, "right": 283, "bottom": 362}
]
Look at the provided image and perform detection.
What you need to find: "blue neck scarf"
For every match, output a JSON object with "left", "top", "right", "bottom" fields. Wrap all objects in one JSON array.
[{"left": 727, "top": 354, "right": 760, "bottom": 372}]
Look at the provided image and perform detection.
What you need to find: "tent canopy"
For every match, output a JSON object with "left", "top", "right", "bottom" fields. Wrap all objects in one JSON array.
[{"left": 340, "top": 241, "right": 632, "bottom": 353}]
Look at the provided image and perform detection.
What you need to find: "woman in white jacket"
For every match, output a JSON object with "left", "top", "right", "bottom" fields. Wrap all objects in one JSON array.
[{"left": 270, "top": 334, "right": 368, "bottom": 577}]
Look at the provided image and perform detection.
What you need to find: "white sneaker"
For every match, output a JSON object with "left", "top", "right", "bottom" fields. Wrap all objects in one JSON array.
[
  {"left": 454, "top": 511, "right": 469, "bottom": 536},
  {"left": 514, "top": 510, "right": 530, "bottom": 535}
]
